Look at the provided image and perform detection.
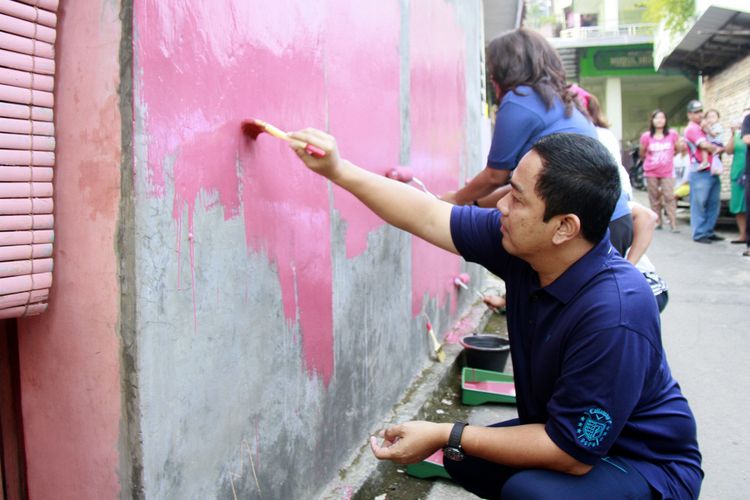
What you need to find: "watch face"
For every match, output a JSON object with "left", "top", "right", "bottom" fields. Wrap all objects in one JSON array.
[{"left": 443, "top": 446, "right": 464, "bottom": 462}]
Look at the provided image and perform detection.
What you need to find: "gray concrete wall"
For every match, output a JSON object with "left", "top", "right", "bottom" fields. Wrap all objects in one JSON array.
[{"left": 130, "top": 1, "right": 485, "bottom": 498}]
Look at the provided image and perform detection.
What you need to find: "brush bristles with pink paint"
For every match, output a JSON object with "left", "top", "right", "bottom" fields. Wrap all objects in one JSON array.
[
  {"left": 453, "top": 273, "right": 487, "bottom": 301},
  {"left": 241, "top": 119, "right": 326, "bottom": 158},
  {"left": 425, "top": 320, "right": 446, "bottom": 363}
]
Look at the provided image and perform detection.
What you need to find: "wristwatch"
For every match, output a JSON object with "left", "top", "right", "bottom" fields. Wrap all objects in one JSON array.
[{"left": 443, "top": 421, "right": 468, "bottom": 461}]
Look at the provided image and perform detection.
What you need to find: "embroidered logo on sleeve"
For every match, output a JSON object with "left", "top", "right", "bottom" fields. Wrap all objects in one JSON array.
[{"left": 576, "top": 408, "right": 612, "bottom": 448}]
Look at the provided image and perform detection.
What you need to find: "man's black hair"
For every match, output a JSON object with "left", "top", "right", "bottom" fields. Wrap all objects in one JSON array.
[{"left": 531, "top": 133, "right": 621, "bottom": 244}]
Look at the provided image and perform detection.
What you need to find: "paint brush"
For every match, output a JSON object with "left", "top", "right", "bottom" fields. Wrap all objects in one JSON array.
[
  {"left": 425, "top": 319, "right": 445, "bottom": 363},
  {"left": 385, "top": 167, "right": 437, "bottom": 198},
  {"left": 453, "top": 273, "right": 486, "bottom": 301},
  {"left": 241, "top": 119, "right": 326, "bottom": 158}
]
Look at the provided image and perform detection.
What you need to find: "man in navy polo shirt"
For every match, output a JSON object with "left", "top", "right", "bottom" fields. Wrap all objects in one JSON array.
[{"left": 289, "top": 129, "right": 702, "bottom": 499}]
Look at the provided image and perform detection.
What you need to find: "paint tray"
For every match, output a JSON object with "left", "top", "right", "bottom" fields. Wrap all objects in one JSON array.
[
  {"left": 406, "top": 449, "right": 451, "bottom": 479},
  {"left": 461, "top": 367, "right": 516, "bottom": 406}
]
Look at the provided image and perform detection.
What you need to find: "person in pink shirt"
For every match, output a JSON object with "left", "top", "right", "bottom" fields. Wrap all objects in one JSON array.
[
  {"left": 640, "top": 109, "right": 680, "bottom": 231},
  {"left": 684, "top": 100, "right": 724, "bottom": 243}
]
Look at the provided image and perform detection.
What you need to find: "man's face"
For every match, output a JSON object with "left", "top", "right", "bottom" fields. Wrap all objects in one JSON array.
[
  {"left": 496, "top": 151, "right": 556, "bottom": 259},
  {"left": 688, "top": 109, "right": 703, "bottom": 123}
]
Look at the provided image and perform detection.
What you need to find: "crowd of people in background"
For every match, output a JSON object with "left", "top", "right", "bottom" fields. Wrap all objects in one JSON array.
[
  {"left": 619, "top": 100, "right": 749, "bottom": 256},
  {"left": 439, "top": 47, "right": 750, "bottom": 259}
]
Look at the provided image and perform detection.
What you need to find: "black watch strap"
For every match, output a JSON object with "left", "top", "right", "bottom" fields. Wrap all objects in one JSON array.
[{"left": 448, "top": 421, "right": 468, "bottom": 448}]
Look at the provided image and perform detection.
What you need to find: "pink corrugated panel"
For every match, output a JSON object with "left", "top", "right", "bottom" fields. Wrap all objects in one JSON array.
[
  {"left": 0, "top": 182, "right": 52, "bottom": 197},
  {"left": 0, "top": 214, "right": 53, "bottom": 231},
  {"left": 0, "top": 229, "right": 53, "bottom": 245},
  {"left": 0, "top": 102, "right": 53, "bottom": 121},
  {"left": 0, "top": 302, "right": 46, "bottom": 319},
  {"left": 0, "top": 166, "right": 53, "bottom": 182},
  {"left": 0, "top": 0, "right": 56, "bottom": 28},
  {"left": 0, "top": 117, "right": 54, "bottom": 135},
  {"left": 14, "top": 0, "right": 58, "bottom": 13},
  {"left": 0, "top": 0, "right": 57, "bottom": 317},
  {"left": 0, "top": 83, "right": 54, "bottom": 107},
  {"left": 0, "top": 66, "right": 55, "bottom": 91},
  {"left": 0, "top": 48, "right": 55, "bottom": 74},
  {"left": 0, "top": 30, "right": 54, "bottom": 57},
  {"left": 0, "top": 257, "right": 52, "bottom": 277},
  {"left": 0, "top": 149, "right": 54, "bottom": 165},
  {"left": 0, "top": 198, "right": 53, "bottom": 215}
]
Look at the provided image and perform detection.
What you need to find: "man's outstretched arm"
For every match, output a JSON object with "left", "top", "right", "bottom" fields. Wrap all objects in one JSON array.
[{"left": 289, "top": 128, "right": 458, "bottom": 254}]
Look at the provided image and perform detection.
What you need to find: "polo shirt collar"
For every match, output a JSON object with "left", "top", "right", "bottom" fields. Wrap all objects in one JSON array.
[{"left": 540, "top": 231, "right": 613, "bottom": 304}]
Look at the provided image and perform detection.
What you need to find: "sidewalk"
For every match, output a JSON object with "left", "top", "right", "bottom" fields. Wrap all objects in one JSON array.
[{"left": 324, "top": 202, "right": 750, "bottom": 499}]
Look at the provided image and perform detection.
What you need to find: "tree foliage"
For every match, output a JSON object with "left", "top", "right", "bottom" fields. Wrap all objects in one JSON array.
[{"left": 642, "top": 0, "right": 696, "bottom": 33}]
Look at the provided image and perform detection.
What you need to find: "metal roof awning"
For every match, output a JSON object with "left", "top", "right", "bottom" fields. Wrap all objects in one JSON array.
[{"left": 657, "top": 6, "right": 750, "bottom": 75}]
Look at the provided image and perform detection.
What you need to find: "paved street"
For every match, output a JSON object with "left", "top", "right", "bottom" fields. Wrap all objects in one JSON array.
[{"left": 650, "top": 213, "right": 750, "bottom": 499}]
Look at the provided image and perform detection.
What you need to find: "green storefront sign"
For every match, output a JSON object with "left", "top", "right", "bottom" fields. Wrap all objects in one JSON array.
[{"left": 579, "top": 44, "right": 657, "bottom": 77}]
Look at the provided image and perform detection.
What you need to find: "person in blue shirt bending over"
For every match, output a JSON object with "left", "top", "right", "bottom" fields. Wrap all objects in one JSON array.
[
  {"left": 440, "top": 28, "right": 633, "bottom": 257},
  {"left": 288, "top": 130, "right": 702, "bottom": 500}
]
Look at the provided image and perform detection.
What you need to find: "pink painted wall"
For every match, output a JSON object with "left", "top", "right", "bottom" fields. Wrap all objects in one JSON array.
[
  {"left": 136, "top": 0, "right": 468, "bottom": 385},
  {"left": 409, "top": 0, "right": 467, "bottom": 316},
  {"left": 17, "top": 1, "right": 123, "bottom": 499},
  {"left": 7, "top": 0, "right": 480, "bottom": 497},
  {"left": 136, "top": 1, "right": 337, "bottom": 382}
]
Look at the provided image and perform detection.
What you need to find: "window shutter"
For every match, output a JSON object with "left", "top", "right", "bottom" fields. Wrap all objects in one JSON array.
[{"left": 0, "top": 0, "right": 57, "bottom": 319}]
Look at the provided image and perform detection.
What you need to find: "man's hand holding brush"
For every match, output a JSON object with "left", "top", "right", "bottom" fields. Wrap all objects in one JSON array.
[
  {"left": 288, "top": 127, "right": 457, "bottom": 254},
  {"left": 288, "top": 128, "right": 345, "bottom": 181}
]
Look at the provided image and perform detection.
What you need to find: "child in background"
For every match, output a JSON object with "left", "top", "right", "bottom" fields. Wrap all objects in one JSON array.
[{"left": 702, "top": 109, "right": 725, "bottom": 174}]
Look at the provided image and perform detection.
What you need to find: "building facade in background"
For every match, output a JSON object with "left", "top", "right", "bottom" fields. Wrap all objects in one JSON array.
[{"left": 539, "top": 0, "right": 697, "bottom": 162}]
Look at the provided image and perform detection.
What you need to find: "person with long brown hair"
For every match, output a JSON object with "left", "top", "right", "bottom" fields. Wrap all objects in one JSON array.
[
  {"left": 441, "top": 29, "right": 633, "bottom": 256},
  {"left": 639, "top": 109, "right": 680, "bottom": 232},
  {"left": 440, "top": 29, "right": 592, "bottom": 202}
]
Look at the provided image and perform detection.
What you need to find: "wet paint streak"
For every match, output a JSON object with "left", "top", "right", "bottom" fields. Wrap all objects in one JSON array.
[
  {"left": 443, "top": 304, "right": 486, "bottom": 344},
  {"left": 324, "top": 1, "right": 402, "bottom": 258},
  {"left": 408, "top": 0, "right": 467, "bottom": 315},
  {"left": 171, "top": 125, "right": 245, "bottom": 334},
  {"left": 135, "top": 1, "right": 334, "bottom": 382}
]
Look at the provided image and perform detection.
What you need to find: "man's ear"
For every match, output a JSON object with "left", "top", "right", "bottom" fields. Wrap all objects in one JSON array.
[{"left": 551, "top": 214, "right": 582, "bottom": 245}]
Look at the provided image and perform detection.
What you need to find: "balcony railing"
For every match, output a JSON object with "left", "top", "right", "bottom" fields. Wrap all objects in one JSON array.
[{"left": 559, "top": 23, "right": 657, "bottom": 40}]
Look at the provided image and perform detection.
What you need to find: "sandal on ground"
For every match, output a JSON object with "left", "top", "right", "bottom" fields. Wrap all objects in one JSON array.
[
  {"left": 743, "top": 249, "right": 750, "bottom": 257},
  {"left": 731, "top": 239, "right": 747, "bottom": 244}
]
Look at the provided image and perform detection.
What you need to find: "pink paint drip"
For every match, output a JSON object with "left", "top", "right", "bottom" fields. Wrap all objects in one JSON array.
[
  {"left": 135, "top": 1, "right": 334, "bottom": 382},
  {"left": 443, "top": 305, "right": 486, "bottom": 344},
  {"left": 408, "top": 0, "right": 467, "bottom": 316},
  {"left": 341, "top": 486, "right": 354, "bottom": 500}
]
